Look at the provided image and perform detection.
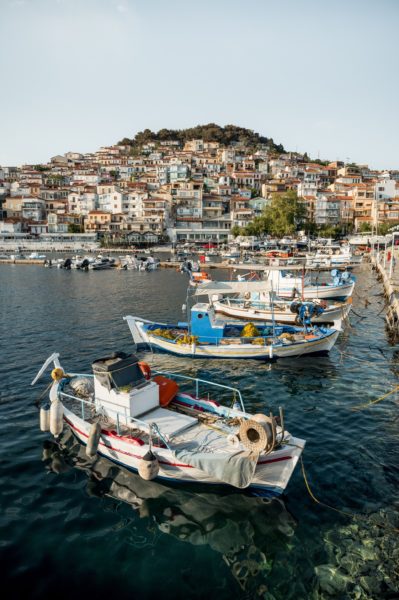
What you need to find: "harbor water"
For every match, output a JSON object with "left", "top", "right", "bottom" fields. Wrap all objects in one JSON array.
[{"left": 0, "top": 263, "right": 398, "bottom": 599}]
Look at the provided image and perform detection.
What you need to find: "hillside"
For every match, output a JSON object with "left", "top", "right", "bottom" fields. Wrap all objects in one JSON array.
[{"left": 118, "top": 123, "right": 285, "bottom": 153}]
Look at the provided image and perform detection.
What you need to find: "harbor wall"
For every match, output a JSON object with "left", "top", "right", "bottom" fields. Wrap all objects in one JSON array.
[{"left": 370, "top": 250, "right": 399, "bottom": 337}]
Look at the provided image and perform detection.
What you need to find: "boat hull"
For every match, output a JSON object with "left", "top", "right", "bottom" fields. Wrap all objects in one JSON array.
[
  {"left": 125, "top": 317, "right": 339, "bottom": 359},
  {"left": 60, "top": 403, "right": 304, "bottom": 496},
  {"left": 212, "top": 299, "right": 351, "bottom": 324},
  {"left": 275, "top": 281, "right": 355, "bottom": 300}
]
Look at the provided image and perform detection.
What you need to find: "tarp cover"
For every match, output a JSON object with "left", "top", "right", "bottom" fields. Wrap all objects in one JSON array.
[{"left": 173, "top": 447, "right": 258, "bottom": 488}]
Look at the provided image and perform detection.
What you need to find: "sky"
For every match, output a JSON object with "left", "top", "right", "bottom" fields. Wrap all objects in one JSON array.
[{"left": 0, "top": 0, "right": 398, "bottom": 169}]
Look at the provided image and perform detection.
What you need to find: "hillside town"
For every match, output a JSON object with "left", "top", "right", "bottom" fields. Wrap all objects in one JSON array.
[{"left": 1, "top": 126, "right": 399, "bottom": 246}]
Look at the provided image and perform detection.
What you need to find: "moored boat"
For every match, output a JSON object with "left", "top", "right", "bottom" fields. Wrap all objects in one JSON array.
[
  {"left": 265, "top": 269, "right": 355, "bottom": 300},
  {"left": 32, "top": 352, "right": 305, "bottom": 496},
  {"left": 88, "top": 256, "right": 116, "bottom": 270},
  {"left": 124, "top": 303, "right": 339, "bottom": 360},
  {"left": 212, "top": 295, "right": 351, "bottom": 325}
]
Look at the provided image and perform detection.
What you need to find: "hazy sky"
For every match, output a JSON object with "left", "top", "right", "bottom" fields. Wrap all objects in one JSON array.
[{"left": 1, "top": 0, "right": 398, "bottom": 168}]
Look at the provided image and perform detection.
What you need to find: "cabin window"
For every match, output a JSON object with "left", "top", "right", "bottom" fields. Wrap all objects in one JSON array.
[{"left": 197, "top": 313, "right": 203, "bottom": 319}]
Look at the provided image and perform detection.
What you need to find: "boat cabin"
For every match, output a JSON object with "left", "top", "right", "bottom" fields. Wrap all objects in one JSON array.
[
  {"left": 92, "top": 353, "right": 159, "bottom": 418},
  {"left": 91, "top": 352, "right": 197, "bottom": 439}
]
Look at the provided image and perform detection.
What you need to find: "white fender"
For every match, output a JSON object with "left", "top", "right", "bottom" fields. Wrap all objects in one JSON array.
[
  {"left": 138, "top": 450, "right": 159, "bottom": 480},
  {"left": 39, "top": 405, "right": 50, "bottom": 432},
  {"left": 50, "top": 399, "right": 64, "bottom": 437},
  {"left": 86, "top": 422, "right": 102, "bottom": 458}
]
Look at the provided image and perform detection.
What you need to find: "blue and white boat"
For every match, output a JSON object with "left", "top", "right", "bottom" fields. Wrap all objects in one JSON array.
[{"left": 124, "top": 303, "right": 339, "bottom": 360}]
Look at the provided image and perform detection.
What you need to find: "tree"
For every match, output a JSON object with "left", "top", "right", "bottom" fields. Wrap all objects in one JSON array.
[
  {"left": 358, "top": 222, "right": 372, "bottom": 233},
  {"left": 68, "top": 223, "right": 83, "bottom": 233},
  {"left": 118, "top": 124, "right": 286, "bottom": 153},
  {"left": 258, "top": 191, "right": 306, "bottom": 236},
  {"left": 231, "top": 225, "right": 243, "bottom": 237}
]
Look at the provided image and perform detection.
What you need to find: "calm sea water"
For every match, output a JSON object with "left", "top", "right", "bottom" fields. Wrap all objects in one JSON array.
[{"left": 0, "top": 263, "right": 398, "bottom": 599}]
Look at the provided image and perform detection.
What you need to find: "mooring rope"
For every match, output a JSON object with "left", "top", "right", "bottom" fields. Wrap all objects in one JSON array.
[
  {"left": 300, "top": 456, "right": 357, "bottom": 518},
  {"left": 351, "top": 383, "right": 399, "bottom": 411},
  {"left": 300, "top": 456, "right": 399, "bottom": 533}
]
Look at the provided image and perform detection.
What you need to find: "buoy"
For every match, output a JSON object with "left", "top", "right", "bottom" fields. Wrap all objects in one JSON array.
[
  {"left": 182, "top": 303, "right": 187, "bottom": 312},
  {"left": 138, "top": 361, "right": 151, "bottom": 380},
  {"left": 51, "top": 367, "right": 65, "bottom": 381},
  {"left": 86, "top": 421, "right": 102, "bottom": 458},
  {"left": 138, "top": 449, "right": 159, "bottom": 480},
  {"left": 49, "top": 399, "right": 64, "bottom": 437},
  {"left": 39, "top": 403, "right": 50, "bottom": 432}
]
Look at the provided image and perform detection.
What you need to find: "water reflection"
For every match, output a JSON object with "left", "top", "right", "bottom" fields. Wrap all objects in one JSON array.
[{"left": 43, "top": 428, "right": 298, "bottom": 595}]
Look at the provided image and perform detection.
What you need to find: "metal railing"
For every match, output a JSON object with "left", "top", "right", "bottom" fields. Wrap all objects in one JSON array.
[
  {"left": 59, "top": 389, "right": 172, "bottom": 449},
  {"left": 151, "top": 369, "right": 246, "bottom": 413}
]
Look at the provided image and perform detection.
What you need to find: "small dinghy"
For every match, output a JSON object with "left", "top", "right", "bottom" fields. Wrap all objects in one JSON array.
[
  {"left": 32, "top": 352, "right": 305, "bottom": 496},
  {"left": 124, "top": 303, "right": 339, "bottom": 360}
]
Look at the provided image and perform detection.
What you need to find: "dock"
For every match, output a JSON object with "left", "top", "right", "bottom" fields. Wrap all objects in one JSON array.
[
  {"left": 0, "top": 257, "right": 354, "bottom": 272},
  {"left": 370, "top": 247, "right": 399, "bottom": 338}
]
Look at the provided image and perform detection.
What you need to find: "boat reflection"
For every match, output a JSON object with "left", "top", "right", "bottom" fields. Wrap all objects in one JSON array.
[{"left": 42, "top": 428, "right": 298, "bottom": 595}]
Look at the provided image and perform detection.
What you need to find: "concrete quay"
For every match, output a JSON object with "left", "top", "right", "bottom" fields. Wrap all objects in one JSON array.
[{"left": 370, "top": 247, "right": 399, "bottom": 338}]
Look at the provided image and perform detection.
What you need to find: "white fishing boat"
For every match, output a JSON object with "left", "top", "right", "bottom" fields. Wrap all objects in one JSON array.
[
  {"left": 264, "top": 269, "right": 355, "bottom": 300},
  {"left": 189, "top": 272, "right": 213, "bottom": 287},
  {"left": 33, "top": 352, "right": 305, "bottom": 496},
  {"left": 306, "top": 245, "right": 363, "bottom": 269},
  {"left": 124, "top": 303, "right": 339, "bottom": 360},
  {"left": 138, "top": 256, "right": 160, "bottom": 271},
  {"left": 88, "top": 256, "right": 116, "bottom": 270},
  {"left": 221, "top": 245, "right": 241, "bottom": 259},
  {"left": 71, "top": 255, "right": 93, "bottom": 270},
  {"left": 212, "top": 295, "right": 351, "bottom": 325}
]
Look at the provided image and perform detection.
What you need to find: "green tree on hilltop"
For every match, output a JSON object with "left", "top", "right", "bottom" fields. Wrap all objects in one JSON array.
[{"left": 119, "top": 124, "right": 286, "bottom": 153}]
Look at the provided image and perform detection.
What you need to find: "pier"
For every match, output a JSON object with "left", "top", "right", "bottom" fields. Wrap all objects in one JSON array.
[{"left": 370, "top": 244, "right": 399, "bottom": 338}]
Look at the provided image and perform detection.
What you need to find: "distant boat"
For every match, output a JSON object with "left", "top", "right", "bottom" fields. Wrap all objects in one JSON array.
[{"left": 88, "top": 257, "right": 116, "bottom": 270}]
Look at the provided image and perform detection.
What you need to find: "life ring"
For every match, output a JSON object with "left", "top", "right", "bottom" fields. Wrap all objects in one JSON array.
[{"left": 138, "top": 362, "right": 151, "bottom": 380}]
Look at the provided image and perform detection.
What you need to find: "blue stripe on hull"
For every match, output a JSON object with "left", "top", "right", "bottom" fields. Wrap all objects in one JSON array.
[{"left": 135, "top": 342, "right": 330, "bottom": 360}]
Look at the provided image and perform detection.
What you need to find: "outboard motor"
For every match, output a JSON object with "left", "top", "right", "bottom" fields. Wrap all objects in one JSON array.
[
  {"left": 295, "top": 302, "right": 324, "bottom": 327},
  {"left": 290, "top": 301, "right": 301, "bottom": 314},
  {"left": 63, "top": 258, "right": 72, "bottom": 269},
  {"left": 81, "top": 258, "right": 89, "bottom": 270}
]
